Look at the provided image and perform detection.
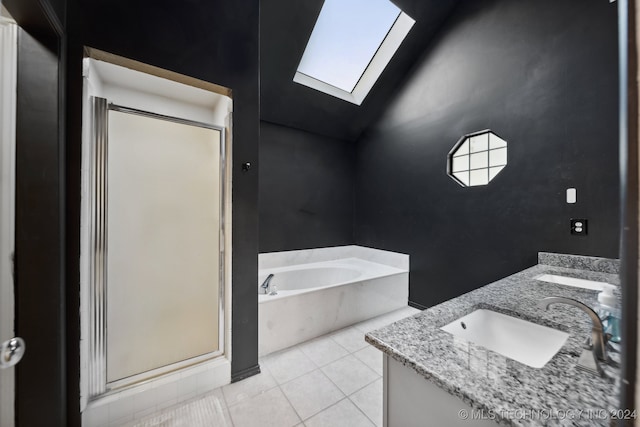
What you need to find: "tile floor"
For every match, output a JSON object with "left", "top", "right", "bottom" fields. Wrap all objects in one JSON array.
[{"left": 126, "top": 306, "right": 420, "bottom": 427}]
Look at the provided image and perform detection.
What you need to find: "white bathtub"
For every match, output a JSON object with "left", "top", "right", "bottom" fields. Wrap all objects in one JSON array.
[{"left": 258, "top": 255, "right": 409, "bottom": 356}]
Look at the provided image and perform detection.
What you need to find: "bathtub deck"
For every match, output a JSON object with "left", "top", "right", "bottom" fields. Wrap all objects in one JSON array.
[{"left": 112, "top": 306, "right": 420, "bottom": 427}]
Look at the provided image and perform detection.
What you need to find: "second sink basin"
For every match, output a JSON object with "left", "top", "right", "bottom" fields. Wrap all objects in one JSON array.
[
  {"left": 534, "top": 274, "right": 614, "bottom": 291},
  {"left": 441, "top": 309, "right": 569, "bottom": 368}
]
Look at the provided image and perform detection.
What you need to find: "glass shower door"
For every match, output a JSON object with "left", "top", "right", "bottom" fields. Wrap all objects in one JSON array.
[{"left": 89, "top": 99, "right": 225, "bottom": 390}]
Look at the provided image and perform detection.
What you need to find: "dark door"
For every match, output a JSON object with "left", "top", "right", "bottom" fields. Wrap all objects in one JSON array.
[{"left": 2, "top": 1, "right": 73, "bottom": 426}]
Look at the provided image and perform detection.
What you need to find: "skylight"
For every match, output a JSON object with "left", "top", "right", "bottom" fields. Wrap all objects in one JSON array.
[{"left": 294, "top": 0, "right": 415, "bottom": 105}]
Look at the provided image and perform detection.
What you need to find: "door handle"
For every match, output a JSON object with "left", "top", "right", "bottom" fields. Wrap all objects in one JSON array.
[{"left": 0, "top": 337, "right": 25, "bottom": 368}]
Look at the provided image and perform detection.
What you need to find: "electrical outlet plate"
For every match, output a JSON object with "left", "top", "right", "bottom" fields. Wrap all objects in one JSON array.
[{"left": 570, "top": 218, "right": 588, "bottom": 236}]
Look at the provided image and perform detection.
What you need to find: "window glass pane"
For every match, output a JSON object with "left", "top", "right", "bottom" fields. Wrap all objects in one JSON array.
[
  {"left": 453, "top": 171, "right": 470, "bottom": 186},
  {"left": 297, "top": 0, "right": 400, "bottom": 92},
  {"left": 469, "top": 134, "right": 489, "bottom": 153},
  {"left": 452, "top": 140, "right": 469, "bottom": 156},
  {"left": 452, "top": 155, "right": 469, "bottom": 172},
  {"left": 470, "top": 151, "right": 488, "bottom": 169},
  {"left": 489, "top": 166, "right": 505, "bottom": 181},
  {"left": 489, "top": 147, "right": 507, "bottom": 166},
  {"left": 489, "top": 133, "right": 507, "bottom": 149},
  {"left": 469, "top": 169, "right": 489, "bottom": 186}
]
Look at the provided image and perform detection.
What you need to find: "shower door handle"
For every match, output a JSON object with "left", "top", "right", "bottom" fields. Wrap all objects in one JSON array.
[{"left": 0, "top": 337, "right": 25, "bottom": 369}]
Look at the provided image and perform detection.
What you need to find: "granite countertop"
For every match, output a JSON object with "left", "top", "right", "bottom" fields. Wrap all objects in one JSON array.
[{"left": 365, "top": 253, "right": 622, "bottom": 426}]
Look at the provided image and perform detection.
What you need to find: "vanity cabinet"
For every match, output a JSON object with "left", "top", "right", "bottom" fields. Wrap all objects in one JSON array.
[{"left": 384, "top": 355, "right": 497, "bottom": 427}]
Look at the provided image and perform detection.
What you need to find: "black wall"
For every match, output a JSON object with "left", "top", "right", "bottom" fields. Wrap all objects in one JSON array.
[
  {"left": 259, "top": 121, "right": 355, "bottom": 252},
  {"left": 66, "top": 0, "right": 260, "bottom": 381},
  {"left": 47, "top": 0, "right": 66, "bottom": 27},
  {"left": 355, "top": 0, "right": 620, "bottom": 308}
]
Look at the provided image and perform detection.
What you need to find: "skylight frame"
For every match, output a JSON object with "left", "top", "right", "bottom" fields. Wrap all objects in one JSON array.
[{"left": 293, "top": 3, "right": 415, "bottom": 106}]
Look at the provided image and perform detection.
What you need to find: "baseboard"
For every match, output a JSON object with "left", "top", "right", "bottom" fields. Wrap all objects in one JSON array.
[
  {"left": 230, "top": 364, "right": 261, "bottom": 383},
  {"left": 408, "top": 300, "right": 428, "bottom": 311}
]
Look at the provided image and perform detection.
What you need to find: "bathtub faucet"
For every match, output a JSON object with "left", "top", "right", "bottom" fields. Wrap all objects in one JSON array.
[{"left": 261, "top": 274, "right": 275, "bottom": 294}]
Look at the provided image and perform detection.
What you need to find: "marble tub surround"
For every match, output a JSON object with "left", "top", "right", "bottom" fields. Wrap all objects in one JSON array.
[
  {"left": 259, "top": 272, "right": 409, "bottom": 356},
  {"left": 538, "top": 252, "right": 620, "bottom": 274},
  {"left": 258, "top": 246, "right": 409, "bottom": 356},
  {"left": 366, "top": 260, "right": 621, "bottom": 426},
  {"left": 259, "top": 245, "right": 409, "bottom": 270}
]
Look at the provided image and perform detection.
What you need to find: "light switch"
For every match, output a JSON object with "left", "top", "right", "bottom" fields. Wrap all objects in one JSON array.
[{"left": 566, "top": 188, "right": 576, "bottom": 204}]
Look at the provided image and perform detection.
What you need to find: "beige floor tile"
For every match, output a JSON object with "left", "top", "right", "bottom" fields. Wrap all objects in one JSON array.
[
  {"left": 281, "top": 369, "right": 344, "bottom": 420},
  {"left": 222, "top": 367, "right": 278, "bottom": 406},
  {"left": 330, "top": 327, "right": 369, "bottom": 353},
  {"left": 228, "top": 387, "right": 300, "bottom": 427},
  {"left": 304, "top": 399, "right": 374, "bottom": 427},
  {"left": 298, "top": 335, "right": 350, "bottom": 367},
  {"left": 353, "top": 307, "right": 420, "bottom": 334},
  {"left": 349, "top": 378, "right": 383, "bottom": 426},
  {"left": 261, "top": 347, "right": 317, "bottom": 384},
  {"left": 353, "top": 345, "right": 383, "bottom": 376},
  {"left": 321, "top": 355, "right": 379, "bottom": 395}
]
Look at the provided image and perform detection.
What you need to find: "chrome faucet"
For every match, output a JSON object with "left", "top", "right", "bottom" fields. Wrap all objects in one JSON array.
[
  {"left": 539, "top": 296, "right": 607, "bottom": 375},
  {"left": 261, "top": 274, "right": 275, "bottom": 294}
]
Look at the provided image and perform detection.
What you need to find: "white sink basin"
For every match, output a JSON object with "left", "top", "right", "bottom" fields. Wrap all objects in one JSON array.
[
  {"left": 535, "top": 274, "right": 614, "bottom": 291},
  {"left": 441, "top": 309, "right": 569, "bottom": 368}
]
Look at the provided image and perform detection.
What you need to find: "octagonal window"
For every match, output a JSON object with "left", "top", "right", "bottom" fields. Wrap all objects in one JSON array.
[{"left": 448, "top": 130, "right": 507, "bottom": 187}]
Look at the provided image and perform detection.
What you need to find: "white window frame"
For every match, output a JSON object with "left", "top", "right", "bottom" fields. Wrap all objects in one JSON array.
[
  {"left": 447, "top": 130, "right": 508, "bottom": 187},
  {"left": 293, "top": 11, "right": 415, "bottom": 105}
]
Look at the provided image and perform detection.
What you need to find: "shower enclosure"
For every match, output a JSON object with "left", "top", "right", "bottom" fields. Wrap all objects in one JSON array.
[{"left": 82, "top": 55, "right": 231, "bottom": 405}]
